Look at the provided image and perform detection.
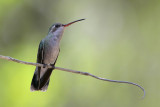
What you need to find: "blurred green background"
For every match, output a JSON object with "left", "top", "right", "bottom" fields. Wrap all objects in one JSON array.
[{"left": 0, "top": 0, "right": 159, "bottom": 107}]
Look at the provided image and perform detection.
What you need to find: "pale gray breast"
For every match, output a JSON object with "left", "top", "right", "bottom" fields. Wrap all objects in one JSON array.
[{"left": 43, "top": 37, "right": 60, "bottom": 64}]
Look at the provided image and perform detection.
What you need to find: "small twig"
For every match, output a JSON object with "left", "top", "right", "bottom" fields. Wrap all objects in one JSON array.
[{"left": 0, "top": 55, "right": 145, "bottom": 98}]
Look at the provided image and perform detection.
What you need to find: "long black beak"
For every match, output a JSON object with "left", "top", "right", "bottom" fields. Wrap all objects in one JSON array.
[{"left": 63, "top": 19, "right": 85, "bottom": 27}]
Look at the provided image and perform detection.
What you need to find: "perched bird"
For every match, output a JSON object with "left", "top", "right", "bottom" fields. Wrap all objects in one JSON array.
[{"left": 30, "top": 19, "right": 85, "bottom": 91}]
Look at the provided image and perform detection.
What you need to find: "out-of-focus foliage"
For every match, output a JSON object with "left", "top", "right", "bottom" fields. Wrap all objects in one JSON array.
[{"left": 0, "top": 0, "right": 159, "bottom": 107}]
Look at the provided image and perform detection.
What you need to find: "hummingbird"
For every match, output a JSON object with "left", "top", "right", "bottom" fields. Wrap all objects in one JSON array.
[{"left": 30, "top": 19, "right": 85, "bottom": 91}]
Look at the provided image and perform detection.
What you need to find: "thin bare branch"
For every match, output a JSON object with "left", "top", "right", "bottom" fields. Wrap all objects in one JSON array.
[{"left": 0, "top": 55, "right": 145, "bottom": 98}]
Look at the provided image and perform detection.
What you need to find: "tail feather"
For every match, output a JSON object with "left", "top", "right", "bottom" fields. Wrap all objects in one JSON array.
[
  {"left": 30, "top": 72, "right": 39, "bottom": 91},
  {"left": 40, "top": 79, "right": 50, "bottom": 92},
  {"left": 30, "top": 67, "right": 53, "bottom": 91}
]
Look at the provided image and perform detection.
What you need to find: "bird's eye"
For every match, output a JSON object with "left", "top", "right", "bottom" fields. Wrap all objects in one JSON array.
[{"left": 55, "top": 24, "right": 60, "bottom": 28}]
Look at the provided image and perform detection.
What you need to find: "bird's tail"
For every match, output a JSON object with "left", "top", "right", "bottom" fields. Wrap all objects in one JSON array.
[{"left": 30, "top": 67, "right": 53, "bottom": 91}]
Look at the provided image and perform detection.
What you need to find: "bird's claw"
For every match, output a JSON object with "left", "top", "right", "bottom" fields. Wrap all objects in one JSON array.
[
  {"left": 43, "top": 64, "right": 47, "bottom": 68},
  {"left": 50, "top": 64, "right": 55, "bottom": 69}
]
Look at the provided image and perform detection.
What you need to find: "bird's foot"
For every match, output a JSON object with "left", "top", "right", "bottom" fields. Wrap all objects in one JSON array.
[
  {"left": 43, "top": 64, "right": 47, "bottom": 68},
  {"left": 50, "top": 64, "right": 55, "bottom": 69}
]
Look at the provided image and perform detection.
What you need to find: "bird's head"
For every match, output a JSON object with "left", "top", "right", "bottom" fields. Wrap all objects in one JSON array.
[{"left": 48, "top": 19, "right": 85, "bottom": 34}]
